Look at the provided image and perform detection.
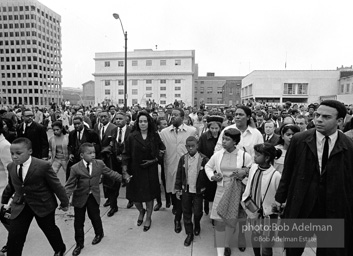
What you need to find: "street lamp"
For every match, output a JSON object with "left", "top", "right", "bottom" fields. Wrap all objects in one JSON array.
[{"left": 113, "top": 13, "right": 128, "bottom": 111}]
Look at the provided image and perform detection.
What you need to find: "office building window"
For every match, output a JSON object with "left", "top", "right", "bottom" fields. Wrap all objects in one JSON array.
[
  {"left": 175, "top": 87, "right": 181, "bottom": 91},
  {"left": 175, "top": 94, "right": 181, "bottom": 98},
  {"left": 118, "top": 61, "right": 124, "bottom": 67},
  {"left": 160, "top": 87, "right": 166, "bottom": 91},
  {"left": 217, "top": 98, "right": 223, "bottom": 104},
  {"left": 175, "top": 60, "right": 181, "bottom": 66},
  {"left": 340, "top": 84, "right": 344, "bottom": 93},
  {"left": 132, "top": 89, "right": 138, "bottom": 95},
  {"left": 105, "top": 80, "right": 110, "bottom": 86},
  {"left": 132, "top": 99, "right": 138, "bottom": 105},
  {"left": 283, "top": 83, "right": 308, "bottom": 95},
  {"left": 132, "top": 80, "right": 138, "bottom": 86},
  {"left": 146, "top": 79, "right": 152, "bottom": 84},
  {"left": 160, "top": 94, "right": 166, "bottom": 98},
  {"left": 160, "top": 100, "right": 166, "bottom": 104},
  {"left": 146, "top": 60, "right": 152, "bottom": 66},
  {"left": 160, "top": 60, "right": 166, "bottom": 66},
  {"left": 160, "top": 79, "right": 166, "bottom": 84},
  {"left": 118, "top": 99, "right": 124, "bottom": 104},
  {"left": 146, "top": 87, "right": 152, "bottom": 91},
  {"left": 118, "top": 89, "right": 124, "bottom": 95},
  {"left": 175, "top": 79, "right": 181, "bottom": 84},
  {"left": 105, "top": 90, "right": 110, "bottom": 95},
  {"left": 207, "top": 87, "right": 213, "bottom": 93},
  {"left": 346, "top": 84, "right": 350, "bottom": 93},
  {"left": 207, "top": 98, "right": 212, "bottom": 103},
  {"left": 200, "top": 87, "right": 204, "bottom": 94},
  {"left": 118, "top": 80, "right": 124, "bottom": 86},
  {"left": 132, "top": 60, "right": 138, "bottom": 66},
  {"left": 217, "top": 87, "right": 223, "bottom": 94}
]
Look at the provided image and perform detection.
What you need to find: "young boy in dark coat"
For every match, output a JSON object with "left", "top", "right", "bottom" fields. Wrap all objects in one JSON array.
[
  {"left": 65, "top": 143, "right": 122, "bottom": 256},
  {"left": 175, "top": 136, "right": 209, "bottom": 247}
]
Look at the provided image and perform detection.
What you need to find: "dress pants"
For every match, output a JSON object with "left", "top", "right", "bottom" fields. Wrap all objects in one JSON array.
[
  {"left": 182, "top": 191, "right": 203, "bottom": 234},
  {"left": 106, "top": 181, "right": 121, "bottom": 209},
  {"left": 74, "top": 194, "right": 103, "bottom": 245},
  {"left": 7, "top": 204, "right": 65, "bottom": 256},
  {"left": 171, "top": 193, "right": 183, "bottom": 222}
]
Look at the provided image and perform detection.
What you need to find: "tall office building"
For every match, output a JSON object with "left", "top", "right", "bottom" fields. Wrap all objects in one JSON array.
[{"left": 0, "top": 0, "right": 62, "bottom": 107}]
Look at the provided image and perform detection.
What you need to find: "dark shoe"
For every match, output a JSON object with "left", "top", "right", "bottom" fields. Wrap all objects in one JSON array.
[
  {"left": 224, "top": 247, "right": 231, "bottom": 256},
  {"left": 166, "top": 202, "right": 171, "bottom": 208},
  {"left": 103, "top": 199, "right": 110, "bottom": 207},
  {"left": 72, "top": 244, "right": 84, "bottom": 256},
  {"left": 53, "top": 244, "right": 66, "bottom": 256},
  {"left": 137, "top": 209, "right": 146, "bottom": 226},
  {"left": 172, "top": 207, "right": 177, "bottom": 215},
  {"left": 126, "top": 201, "right": 134, "bottom": 209},
  {"left": 153, "top": 202, "right": 162, "bottom": 211},
  {"left": 174, "top": 220, "right": 182, "bottom": 233},
  {"left": 107, "top": 207, "right": 118, "bottom": 217},
  {"left": 194, "top": 226, "right": 200, "bottom": 236},
  {"left": 238, "top": 247, "right": 246, "bottom": 252},
  {"left": 143, "top": 219, "right": 152, "bottom": 232},
  {"left": 92, "top": 233, "right": 104, "bottom": 245},
  {"left": 0, "top": 245, "right": 7, "bottom": 253},
  {"left": 184, "top": 234, "right": 194, "bottom": 247}
]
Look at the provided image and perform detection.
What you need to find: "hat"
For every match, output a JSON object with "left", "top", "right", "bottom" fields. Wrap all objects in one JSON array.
[
  {"left": 207, "top": 115, "right": 224, "bottom": 123},
  {"left": 308, "top": 104, "right": 316, "bottom": 110}
]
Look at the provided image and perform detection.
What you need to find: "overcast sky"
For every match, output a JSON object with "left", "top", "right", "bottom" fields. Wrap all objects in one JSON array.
[{"left": 39, "top": 0, "right": 353, "bottom": 88}]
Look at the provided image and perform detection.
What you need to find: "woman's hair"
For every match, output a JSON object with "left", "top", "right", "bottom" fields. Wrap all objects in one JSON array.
[
  {"left": 254, "top": 142, "right": 282, "bottom": 165},
  {"left": 236, "top": 105, "right": 252, "bottom": 125},
  {"left": 133, "top": 111, "right": 156, "bottom": 134},
  {"left": 207, "top": 121, "right": 222, "bottom": 129},
  {"left": 51, "top": 120, "right": 67, "bottom": 135},
  {"left": 277, "top": 124, "right": 300, "bottom": 145},
  {"left": 223, "top": 128, "right": 241, "bottom": 144},
  {"left": 183, "top": 116, "right": 193, "bottom": 126}
]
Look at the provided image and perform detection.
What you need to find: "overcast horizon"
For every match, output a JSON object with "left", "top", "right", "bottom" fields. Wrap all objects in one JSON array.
[{"left": 36, "top": 0, "right": 353, "bottom": 88}]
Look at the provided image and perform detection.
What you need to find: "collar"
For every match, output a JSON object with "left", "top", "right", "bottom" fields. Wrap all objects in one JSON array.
[
  {"left": 21, "top": 156, "right": 32, "bottom": 168},
  {"left": 78, "top": 127, "right": 85, "bottom": 134},
  {"left": 82, "top": 159, "right": 90, "bottom": 167},
  {"left": 102, "top": 122, "right": 110, "bottom": 129},
  {"left": 0, "top": 134, "right": 6, "bottom": 142},
  {"left": 187, "top": 152, "right": 199, "bottom": 160},
  {"left": 170, "top": 124, "right": 186, "bottom": 132},
  {"left": 316, "top": 130, "right": 338, "bottom": 143}
]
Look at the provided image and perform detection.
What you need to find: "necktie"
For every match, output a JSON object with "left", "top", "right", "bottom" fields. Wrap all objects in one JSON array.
[
  {"left": 101, "top": 126, "right": 105, "bottom": 139},
  {"left": 86, "top": 163, "right": 90, "bottom": 175},
  {"left": 266, "top": 136, "right": 269, "bottom": 141},
  {"left": 77, "top": 131, "right": 81, "bottom": 140},
  {"left": 118, "top": 128, "right": 122, "bottom": 144},
  {"left": 18, "top": 164, "right": 23, "bottom": 182},
  {"left": 322, "top": 136, "right": 329, "bottom": 172}
]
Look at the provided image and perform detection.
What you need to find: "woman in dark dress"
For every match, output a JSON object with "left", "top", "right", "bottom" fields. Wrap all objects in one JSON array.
[
  {"left": 198, "top": 115, "right": 224, "bottom": 215},
  {"left": 122, "top": 111, "right": 165, "bottom": 232}
]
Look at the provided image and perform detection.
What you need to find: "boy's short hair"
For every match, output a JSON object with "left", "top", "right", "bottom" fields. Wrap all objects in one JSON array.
[
  {"left": 12, "top": 137, "right": 32, "bottom": 150},
  {"left": 79, "top": 142, "right": 95, "bottom": 154},
  {"left": 186, "top": 136, "right": 198, "bottom": 144}
]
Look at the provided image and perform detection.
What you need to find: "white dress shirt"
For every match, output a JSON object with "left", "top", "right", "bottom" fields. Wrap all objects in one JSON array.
[
  {"left": 316, "top": 130, "right": 338, "bottom": 173},
  {"left": 82, "top": 159, "right": 92, "bottom": 176},
  {"left": 18, "top": 156, "right": 32, "bottom": 181}
]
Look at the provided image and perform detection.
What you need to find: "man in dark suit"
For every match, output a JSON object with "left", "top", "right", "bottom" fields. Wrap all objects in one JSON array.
[
  {"left": 275, "top": 100, "right": 353, "bottom": 256},
  {"left": 67, "top": 116, "right": 101, "bottom": 180},
  {"left": 1, "top": 137, "right": 69, "bottom": 256},
  {"left": 110, "top": 111, "right": 133, "bottom": 209},
  {"left": 65, "top": 143, "right": 122, "bottom": 256},
  {"left": 17, "top": 109, "right": 49, "bottom": 160},
  {"left": 94, "top": 110, "right": 119, "bottom": 217},
  {"left": 263, "top": 120, "right": 280, "bottom": 146}
]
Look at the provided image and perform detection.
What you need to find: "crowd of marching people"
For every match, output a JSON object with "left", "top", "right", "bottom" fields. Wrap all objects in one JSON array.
[{"left": 0, "top": 99, "right": 353, "bottom": 256}]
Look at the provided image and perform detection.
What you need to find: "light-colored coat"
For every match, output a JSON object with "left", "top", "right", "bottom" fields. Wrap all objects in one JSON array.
[
  {"left": 159, "top": 124, "right": 198, "bottom": 193},
  {"left": 48, "top": 134, "right": 69, "bottom": 163},
  {"left": 0, "top": 134, "right": 12, "bottom": 195}
]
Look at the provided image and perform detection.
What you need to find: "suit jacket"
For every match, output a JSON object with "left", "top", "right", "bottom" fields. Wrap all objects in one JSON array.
[
  {"left": 17, "top": 121, "right": 49, "bottom": 159},
  {"left": 65, "top": 159, "right": 122, "bottom": 208},
  {"left": 263, "top": 133, "right": 280, "bottom": 146},
  {"left": 111, "top": 125, "right": 132, "bottom": 157},
  {"left": 94, "top": 122, "right": 117, "bottom": 148},
  {"left": 175, "top": 152, "right": 209, "bottom": 194},
  {"left": 1, "top": 157, "right": 69, "bottom": 219},
  {"left": 68, "top": 128, "right": 101, "bottom": 162},
  {"left": 275, "top": 129, "right": 353, "bottom": 255}
]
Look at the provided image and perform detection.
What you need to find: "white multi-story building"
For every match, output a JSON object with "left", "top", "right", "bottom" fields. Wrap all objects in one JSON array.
[
  {"left": 0, "top": 0, "right": 62, "bottom": 107},
  {"left": 241, "top": 70, "right": 341, "bottom": 105},
  {"left": 93, "top": 49, "right": 195, "bottom": 107}
]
